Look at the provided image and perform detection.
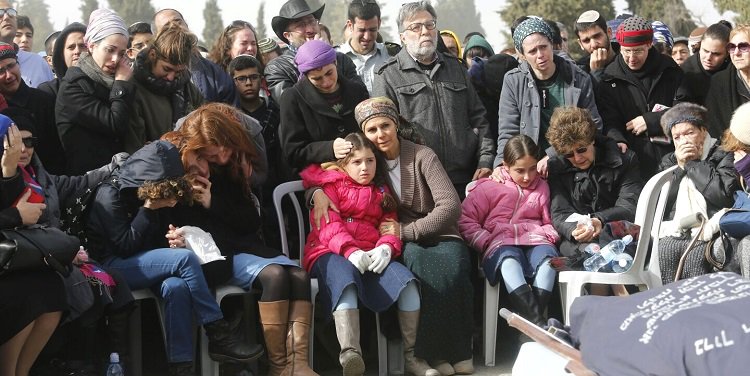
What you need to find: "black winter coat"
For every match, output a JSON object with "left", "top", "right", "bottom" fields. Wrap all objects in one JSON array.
[
  {"left": 597, "top": 48, "right": 683, "bottom": 180},
  {"left": 6, "top": 81, "right": 66, "bottom": 175},
  {"left": 86, "top": 142, "right": 182, "bottom": 261},
  {"left": 56, "top": 67, "right": 136, "bottom": 175},
  {"left": 548, "top": 135, "right": 643, "bottom": 257},
  {"left": 658, "top": 141, "right": 738, "bottom": 220},
  {"left": 704, "top": 64, "right": 750, "bottom": 139},
  {"left": 279, "top": 75, "right": 369, "bottom": 173},
  {"left": 675, "top": 53, "right": 728, "bottom": 106},
  {"left": 264, "top": 48, "right": 363, "bottom": 101}
]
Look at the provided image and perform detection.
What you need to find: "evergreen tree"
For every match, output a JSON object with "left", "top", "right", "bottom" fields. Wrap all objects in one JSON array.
[
  {"left": 629, "top": 0, "right": 696, "bottom": 37},
  {"left": 712, "top": 0, "right": 750, "bottom": 24},
  {"left": 107, "top": 0, "right": 155, "bottom": 27},
  {"left": 80, "top": 0, "right": 99, "bottom": 23},
  {"left": 16, "top": 0, "right": 54, "bottom": 53},
  {"left": 256, "top": 1, "right": 267, "bottom": 40},
  {"left": 202, "top": 0, "right": 224, "bottom": 47},
  {"left": 434, "top": 0, "right": 486, "bottom": 41},
  {"left": 499, "top": 0, "right": 615, "bottom": 54}
]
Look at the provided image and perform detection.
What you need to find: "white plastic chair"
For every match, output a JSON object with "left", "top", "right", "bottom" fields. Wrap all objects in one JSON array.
[
  {"left": 558, "top": 166, "right": 676, "bottom": 323},
  {"left": 272, "top": 180, "right": 402, "bottom": 375},
  {"left": 129, "top": 288, "right": 163, "bottom": 376}
]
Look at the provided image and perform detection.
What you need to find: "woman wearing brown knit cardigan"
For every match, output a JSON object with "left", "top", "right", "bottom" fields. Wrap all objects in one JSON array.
[{"left": 311, "top": 97, "right": 474, "bottom": 374}]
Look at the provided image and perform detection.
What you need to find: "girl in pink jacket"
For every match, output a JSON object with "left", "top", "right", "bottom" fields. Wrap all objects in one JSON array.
[
  {"left": 459, "top": 134, "right": 559, "bottom": 328},
  {"left": 300, "top": 133, "right": 436, "bottom": 376}
]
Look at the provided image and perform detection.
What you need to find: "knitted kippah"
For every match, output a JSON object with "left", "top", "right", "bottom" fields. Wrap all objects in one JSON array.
[
  {"left": 0, "top": 42, "right": 17, "bottom": 61},
  {"left": 513, "top": 17, "right": 553, "bottom": 52},
  {"left": 652, "top": 21, "right": 673, "bottom": 49},
  {"left": 257, "top": 38, "right": 279, "bottom": 55},
  {"left": 617, "top": 16, "right": 653, "bottom": 47}
]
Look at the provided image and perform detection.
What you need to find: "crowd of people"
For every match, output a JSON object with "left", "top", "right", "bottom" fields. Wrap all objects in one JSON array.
[{"left": 1, "top": 0, "right": 750, "bottom": 375}]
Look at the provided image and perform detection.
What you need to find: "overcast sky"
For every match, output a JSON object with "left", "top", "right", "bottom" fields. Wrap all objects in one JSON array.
[{"left": 43, "top": 0, "right": 734, "bottom": 51}]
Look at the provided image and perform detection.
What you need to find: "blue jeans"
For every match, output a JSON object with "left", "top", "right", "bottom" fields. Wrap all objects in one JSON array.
[{"left": 104, "top": 248, "right": 224, "bottom": 363}]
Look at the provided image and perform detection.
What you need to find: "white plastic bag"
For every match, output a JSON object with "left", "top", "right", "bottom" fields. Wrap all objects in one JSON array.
[{"left": 181, "top": 226, "right": 226, "bottom": 264}]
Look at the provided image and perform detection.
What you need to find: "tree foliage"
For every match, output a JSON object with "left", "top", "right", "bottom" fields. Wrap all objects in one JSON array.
[
  {"left": 712, "top": 0, "right": 750, "bottom": 24},
  {"left": 435, "top": 0, "right": 486, "bottom": 41},
  {"left": 500, "top": 0, "right": 615, "bottom": 49},
  {"left": 628, "top": 0, "right": 696, "bottom": 37},
  {"left": 256, "top": 1, "right": 267, "bottom": 40},
  {"left": 107, "top": 0, "right": 155, "bottom": 27},
  {"left": 80, "top": 0, "right": 99, "bottom": 23},
  {"left": 17, "top": 0, "right": 54, "bottom": 53},
  {"left": 319, "top": 0, "right": 348, "bottom": 45},
  {"left": 202, "top": 0, "right": 223, "bottom": 47}
]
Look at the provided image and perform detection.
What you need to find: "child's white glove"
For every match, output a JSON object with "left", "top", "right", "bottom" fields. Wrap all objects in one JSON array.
[
  {"left": 366, "top": 244, "right": 392, "bottom": 274},
  {"left": 347, "top": 250, "right": 371, "bottom": 274}
]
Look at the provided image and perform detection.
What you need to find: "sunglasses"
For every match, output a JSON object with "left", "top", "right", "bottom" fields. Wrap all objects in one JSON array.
[
  {"left": 728, "top": 42, "right": 750, "bottom": 54},
  {"left": 234, "top": 74, "right": 261, "bottom": 83},
  {"left": 22, "top": 136, "right": 36, "bottom": 148},
  {"left": 0, "top": 8, "right": 17, "bottom": 18},
  {"left": 562, "top": 145, "right": 590, "bottom": 159}
]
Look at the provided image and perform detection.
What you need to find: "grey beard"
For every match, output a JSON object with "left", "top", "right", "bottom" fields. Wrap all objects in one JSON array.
[{"left": 412, "top": 45, "right": 437, "bottom": 62}]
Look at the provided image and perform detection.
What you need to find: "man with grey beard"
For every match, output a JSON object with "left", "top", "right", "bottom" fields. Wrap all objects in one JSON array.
[{"left": 373, "top": 0, "right": 494, "bottom": 195}]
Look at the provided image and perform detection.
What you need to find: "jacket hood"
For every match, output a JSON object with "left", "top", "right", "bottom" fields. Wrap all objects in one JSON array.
[
  {"left": 52, "top": 22, "right": 87, "bottom": 78},
  {"left": 117, "top": 140, "right": 184, "bottom": 191}
]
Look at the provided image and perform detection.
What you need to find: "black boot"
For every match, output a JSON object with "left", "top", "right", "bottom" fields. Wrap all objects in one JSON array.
[
  {"left": 532, "top": 286, "right": 552, "bottom": 327},
  {"left": 204, "top": 319, "right": 264, "bottom": 363},
  {"left": 508, "top": 285, "right": 545, "bottom": 327},
  {"left": 169, "top": 361, "right": 195, "bottom": 376}
]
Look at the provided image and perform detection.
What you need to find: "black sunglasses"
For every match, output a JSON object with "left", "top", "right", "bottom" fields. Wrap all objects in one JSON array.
[
  {"left": 22, "top": 136, "right": 36, "bottom": 148},
  {"left": 562, "top": 145, "right": 590, "bottom": 159},
  {"left": 728, "top": 42, "right": 750, "bottom": 54}
]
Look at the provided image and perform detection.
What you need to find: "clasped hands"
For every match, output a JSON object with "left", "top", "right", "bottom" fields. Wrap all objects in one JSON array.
[{"left": 347, "top": 244, "right": 392, "bottom": 274}]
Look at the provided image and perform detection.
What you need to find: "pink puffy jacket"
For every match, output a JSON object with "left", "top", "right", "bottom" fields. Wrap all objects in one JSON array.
[
  {"left": 459, "top": 170, "right": 559, "bottom": 260},
  {"left": 300, "top": 164, "right": 402, "bottom": 271}
]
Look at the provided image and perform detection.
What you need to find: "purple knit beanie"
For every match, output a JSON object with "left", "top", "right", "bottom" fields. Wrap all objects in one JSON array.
[{"left": 294, "top": 40, "right": 336, "bottom": 81}]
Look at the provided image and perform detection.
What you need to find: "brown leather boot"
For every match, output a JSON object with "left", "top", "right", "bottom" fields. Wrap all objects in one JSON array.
[
  {"left": 398, "top": 310, "right": 439, "bottom": 376},
  {"left": 281, "top": 300, "right": 318, "bottom": 376},
  {"left": 333, "top": 309, "right": 365, "bottom": 376},
  {"left": 259, "top": 300, "right": 289, "bottom": 376}
]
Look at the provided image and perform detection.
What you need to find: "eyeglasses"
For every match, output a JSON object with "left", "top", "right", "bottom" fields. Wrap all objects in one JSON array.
[
  {"left": 21, "top": 136, "right": 36, "bottom": 148},
  {"left": 0, "top": 8, "right": 17, "bottom": 18},
  {"left": 562, "top": 144, "right": 590, "bottom": 159},
  {"left": 234, "top": 74, "right": 261, "bottom": 83},
  {"left": 0, "top": 60, "right": 17, "bottom": 76},
  {"left": 728, "top": 42, "right": 750, "bottom": 54},
  {"left": 290, "top": 17, "right": 319, "bottom": 32},
  {"left": 403, "top": 20, "right": 437, "bottom": 33},
  {"left": 621, "top": 47, "right": 648, "bottom": 57}
]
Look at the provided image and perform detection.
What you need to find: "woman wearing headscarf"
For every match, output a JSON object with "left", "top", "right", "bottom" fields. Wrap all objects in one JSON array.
[
  {"left": 656, "top": 103, "right": 738, "bottom": 283},
  {"left": 56, "top": 9, "right": 137, "bottom": 175},
  {"left": 278, "top": 40, "right": 369, "bottom": 174},
  {"left": 313, "top": 97, "right": 475, "bottom": 374}
]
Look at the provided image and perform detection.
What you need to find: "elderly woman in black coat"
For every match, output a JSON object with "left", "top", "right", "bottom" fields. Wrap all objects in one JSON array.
[
  {"left": 656, "top": 102, "right": 739, "bottom": 283},
  {"left": 546, "top": 107, "right": 643, "bottom": 259}
]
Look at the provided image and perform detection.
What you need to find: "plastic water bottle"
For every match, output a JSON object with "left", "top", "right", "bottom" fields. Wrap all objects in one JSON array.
[
  {"left": 583, "top": 235, "right": 634, "bottom": 272},
  {"left": 611, "top": 253, "right": 634, "bottom": 273},
  {"left": 106, "top": 352, "right": 124, "bottom": 376},
  {"left": 584, "top": 243, "right": 600, "bottom": 255}
]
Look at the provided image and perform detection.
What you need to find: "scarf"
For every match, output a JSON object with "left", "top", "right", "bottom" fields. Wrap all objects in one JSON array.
[
  {"left": 133, "top": 49, "right": 191, "bottom": 124},
  {"left": 617, "top": 47, "right": 660, "bottom": 98},
  {"left": 76, "top": 52, "right": 115, "bottom": 89},
  {"left": 19, "top": 165, "right": 44, "bottom": 204}
]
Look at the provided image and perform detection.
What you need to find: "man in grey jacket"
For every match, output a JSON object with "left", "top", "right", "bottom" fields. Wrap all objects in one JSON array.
[
  {"left": 493, "top": 17, "right": 601, "bottom": 177},
  {"left": 373, "top": 1, "right": 494, "bottom": 194}
]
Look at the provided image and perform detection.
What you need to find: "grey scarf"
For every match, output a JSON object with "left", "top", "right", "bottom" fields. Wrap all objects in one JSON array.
[{"left": 76, "top": 52, "right": 115, "bottom": 89}]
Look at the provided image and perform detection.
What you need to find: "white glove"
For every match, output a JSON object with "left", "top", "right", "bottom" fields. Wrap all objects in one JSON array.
[
  {"left": 347, "top": 250, "right": 371, "bottom": 274},
  {"left": 366, "top": 244, "right": 392, "bottom": 274}
]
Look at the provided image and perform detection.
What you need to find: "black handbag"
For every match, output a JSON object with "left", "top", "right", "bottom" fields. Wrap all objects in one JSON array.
[{"left": 0, "top": 226, "right": 80, "bottom": 277}]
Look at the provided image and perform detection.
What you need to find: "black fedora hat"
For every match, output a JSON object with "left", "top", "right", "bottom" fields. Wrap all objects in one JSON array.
[{"left": 272, "top": 0, "right": 325, "bottom": 44}]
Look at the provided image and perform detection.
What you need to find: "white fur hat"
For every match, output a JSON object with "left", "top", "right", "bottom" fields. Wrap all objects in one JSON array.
[{"left": 730, "top": 102, "right": 750, "bottom": 145}]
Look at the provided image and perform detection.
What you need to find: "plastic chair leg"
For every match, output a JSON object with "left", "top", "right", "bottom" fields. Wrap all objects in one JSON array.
[{"left": 483, "top": 280, "right": 500, "bottom": 366}]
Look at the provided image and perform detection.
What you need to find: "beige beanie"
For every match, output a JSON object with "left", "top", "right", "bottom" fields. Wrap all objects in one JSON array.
[{"left": 730, "top": 102, "right": 750, "bottom": 145}]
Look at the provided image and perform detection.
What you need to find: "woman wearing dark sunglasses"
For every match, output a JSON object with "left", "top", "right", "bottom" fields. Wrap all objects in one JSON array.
[
  {"left": 545, "top": 107, "right": 643, "bottom": 261},
  {"left": 706, "top": 25, "right": 750, "bottom": 139}
]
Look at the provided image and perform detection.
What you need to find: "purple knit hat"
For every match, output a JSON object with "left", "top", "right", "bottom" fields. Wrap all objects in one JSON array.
[{"left": 294, "top": 40, "right": 336, "bottom": 81}]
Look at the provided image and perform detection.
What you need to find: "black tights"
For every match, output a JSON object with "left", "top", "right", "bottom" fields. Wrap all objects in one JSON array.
[{"left": 253, "top": 264, "right": 311, "bottom": 302}]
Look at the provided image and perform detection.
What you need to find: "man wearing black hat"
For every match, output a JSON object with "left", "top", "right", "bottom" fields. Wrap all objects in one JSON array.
[
  {"left": 265, "top": 0, "right": 362, "bottom": 101},
  {"left": 0, "top": 42, "right": 65, "bottom": 174}
]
